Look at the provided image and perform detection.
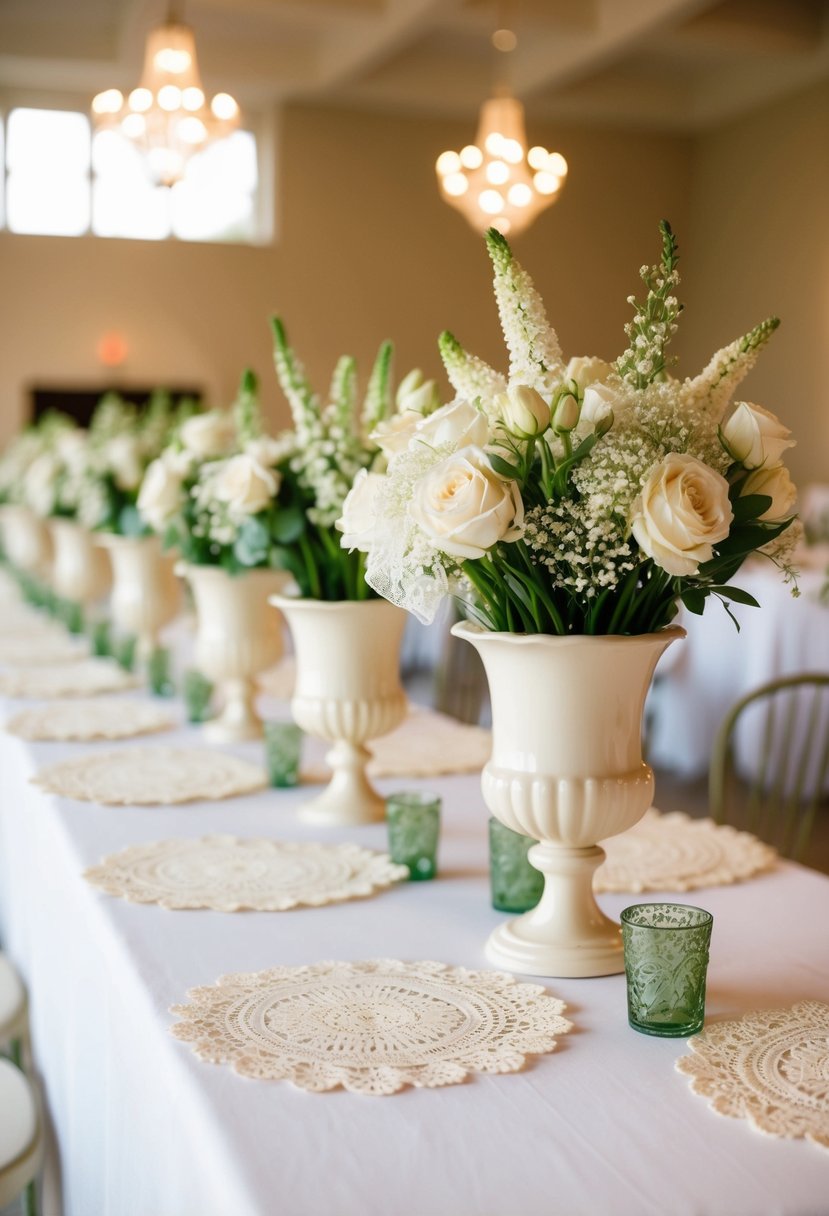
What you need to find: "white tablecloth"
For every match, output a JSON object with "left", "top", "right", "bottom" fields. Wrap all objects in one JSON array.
[
  {"left": 1, "top": 698, "right": 829, "bottom": 1216},
  {"left": 648, "top": 560, "right": 829, "bottom": 779}
]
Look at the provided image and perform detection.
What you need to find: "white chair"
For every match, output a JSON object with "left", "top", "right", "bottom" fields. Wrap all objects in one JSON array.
[
  {"left": 0, "top": 1057, "right": 41, "bottom": 1211},
  {"left": 0, "top": 953, "right": 28, "bottom": 1052}
]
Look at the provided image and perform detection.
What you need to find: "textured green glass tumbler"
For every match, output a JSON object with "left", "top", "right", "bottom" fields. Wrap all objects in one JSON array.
[
  {"left": 264, "top": 721, "right": 304, "bottom": 788},
  {"left": 621, "top": 903, "right": 713, "bottom": 1037},
  {"left": 488, "top": 818, "right": 544, "bottom": 912},
  {"left": 386, "top": 792, "right": 441, "bottom": 881},
  {"left": 182, "top": 669, "right": 214, "bottom": 724}
]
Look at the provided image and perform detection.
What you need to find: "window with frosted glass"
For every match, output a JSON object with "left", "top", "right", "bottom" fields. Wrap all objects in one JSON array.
[
  {"left": 6, "top": 108, "right": 91, "bottom": 236},
  {"left": 2, "top": 107, "right": 261, "bottom": 244}
]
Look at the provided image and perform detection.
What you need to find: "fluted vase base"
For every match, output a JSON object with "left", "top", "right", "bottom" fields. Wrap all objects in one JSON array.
[
  {"left": 203, "top": 680, "right": 263, "bottom": 744},
  {"left": 299, "top": 742, "right": 385, "bottom": 826},
  {"left": 485, "top": 843, "right": 623, "bottom": 978}
]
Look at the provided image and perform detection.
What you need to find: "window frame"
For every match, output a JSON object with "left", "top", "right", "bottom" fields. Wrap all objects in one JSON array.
[{"left": 0, "top": 93, "right": 272, "bottom": 246}]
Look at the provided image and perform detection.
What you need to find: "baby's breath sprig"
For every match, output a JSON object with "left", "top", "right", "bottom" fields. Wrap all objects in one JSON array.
[{"left": 616, "top": 219, "right": 683, "bottom": 390}]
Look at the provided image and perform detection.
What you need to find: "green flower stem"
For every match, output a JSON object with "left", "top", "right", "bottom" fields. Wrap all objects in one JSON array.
[{"left": 298, "top": 532, "right": 321, "bottom": 599}]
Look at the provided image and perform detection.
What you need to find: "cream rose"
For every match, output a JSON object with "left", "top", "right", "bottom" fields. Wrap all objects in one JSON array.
[
  {"left": 105, "top": 435, "right": 143, "bottom": 491},
  {"left": 721, "top": 402, "right": 795, "bottom": 469},
  {"left": 180, "top": 411, "right": 236, "bottom": 459},
  {"left": 213, "top": 454, "right": 278, "bottom": 517},
  {"left": 498, "top": 385, "right": 550, "bottom": 438},
  {"left": 137, "top": 454, "right": 186, "bottom": 531},
  {"left": 244, "top": 435, "right": 285, "bottom": 468},
  {"left": 631, "top": 453, "right": 733, "bottom": 577},
  {"left": 337, "top": 469, "right": 385, "bottom": 552},
  {"left": 411, "top": 398, "right": 489, "bottom": 450},
  {"left": 741, "top": 464, "right": 797, "bottom": 522},
  {"left": 580, "top": 381, "right": 618, "bottom": 431},
  {"left": 396, "top": 369, "right": 441, "bottom": 415},
  {"left": 565, "top": 356, "right": 614, "bottom": 392},
  {"left": 408, "top": 445, "right": 524, "bottom": 560},
  {"left": 371, "top": 411, "right": 422, "bottom": 458}
]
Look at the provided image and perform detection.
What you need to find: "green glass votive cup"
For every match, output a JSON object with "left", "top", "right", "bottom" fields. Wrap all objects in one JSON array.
[
  {"left": 182, "top": 669, "right": 214, "bottom": 724},
  {"left": 386, "top": 791, "right": 441, "bottom": 881},
  {"left": 147, "top": 647, "right": 174, "bottom": 698},
  {"left": 264, "top": 721, "right": 304, "bottom": 788},
  {"left": 621, "top": 903, "right": 714, "bottom": 1038},
  {"left": 488, "top": 818, "right": 544, "bottom": 913}
]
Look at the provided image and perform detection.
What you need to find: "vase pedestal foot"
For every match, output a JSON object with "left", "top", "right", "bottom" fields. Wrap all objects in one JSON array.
[
  {"left": 486, "top": 843, "right": 625, "bottom": 979},
  {"left": 299, "top": 741, "right": 384, "bottom": 826},
  {"left": 204, "top": 679, "right": 263, "bottom": 744}
]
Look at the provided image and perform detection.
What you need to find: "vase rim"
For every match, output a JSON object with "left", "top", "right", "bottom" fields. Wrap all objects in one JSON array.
[
  {"left": 451, "top": 620, "right": 686, "bottom": 647},
  {"left": 176, "top": 561, "right": 288, "bottom": 584},
  {"left": 269, "top": 593, "right": 399, "bottom": 614},
  {"left": 95, "top": 531, "right": 157, "bottom": 549}
]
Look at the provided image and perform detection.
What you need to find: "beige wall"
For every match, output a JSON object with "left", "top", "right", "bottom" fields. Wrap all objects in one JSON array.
[
  {"left": 0, "top": 102, "right": 691, "bottom": 442},
  {"left": 0, "top": 85, "right": 824, "bottom": 495},
  {"left": 678, "top": 78, "right": 829, "bottom": 490}
]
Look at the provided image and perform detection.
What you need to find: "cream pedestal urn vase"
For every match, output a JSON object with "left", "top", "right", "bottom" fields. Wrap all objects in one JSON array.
[
  {"left": 177, "top": 564, "right": 286, "bottom": 743},
  {"left": 271, "top": 596, "right": 408, "bottom": 827},
  {"left": 97, "top": 534, "right": 180, "bottom": 660},
  {"left": 49, "top": 519, "right": 111, "bottom": 605},
  {"left": 452, "top": 622, "right": 684, "bottom": 979},
  {"left": 0, "top": 505, "right": 53, "bottom": 580}
]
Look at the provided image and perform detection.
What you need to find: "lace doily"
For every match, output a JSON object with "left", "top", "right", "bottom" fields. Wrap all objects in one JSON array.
[
  {"left": 84, "top": 837, "right": 409, "bottom": 910},
  {"left": 677, "top": 1001, "right": 829, "bottom": 1150},
  {"left": 171, "top": 958, "right": 571, "bottom": 1095},
  {"left": 6, "top": 698, "right": 175, "bottom": 742},
  {"left": 301, "top": 706, "right": 491, "bottom": 781},
  {"left": 595, "top": 809, "right": 777, "bottom": 893},
  {"left": 0, "top": 632, "right": 89, "bottom": 666},
  {"left": 34, "top": 747, "right": 266, "bottom": 805},
  {"left": 0, "top": 658, "right": 140, "bottom": 699}
]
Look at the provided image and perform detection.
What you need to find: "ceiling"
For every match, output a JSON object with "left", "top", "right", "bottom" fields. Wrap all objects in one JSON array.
[{"left": 0, "top": 0, "right": 827, "bottom": 131}]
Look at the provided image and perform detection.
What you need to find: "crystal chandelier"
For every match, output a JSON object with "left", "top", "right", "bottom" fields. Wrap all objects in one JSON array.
[
  {"left": 436, "top": 26, "right": 567, "bottom": 238},
  {"left": 91, "top": 14, "right": 239, "bottom": 188}
]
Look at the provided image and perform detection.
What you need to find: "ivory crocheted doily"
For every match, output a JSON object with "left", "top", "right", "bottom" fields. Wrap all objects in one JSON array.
[
  {"left": 301, "top": 707, "right": 491, "bottom": 782},
  {"left": 0, "top": 658, "right": 140, "bottom": 699},
  {"left": 170, "top": 959, "right": 571, "bottom": 1095},
  {"left": 677, "top": 1001, "right": 829, "bottom": 1150},
  {"left": 34, "top": 747, "right": 266, "bottom": 805},
  {"left": 84, "top": 837, "right": 409, "bottom": 910},
  {"left": 0, "top": 632, "right": 89, "bottom": 666},
  {"left": 6, "top": 698, "right": 175, "bottom": 742},
  {"left": 595, "top": 809, "right": 777, "bottom": 893}
]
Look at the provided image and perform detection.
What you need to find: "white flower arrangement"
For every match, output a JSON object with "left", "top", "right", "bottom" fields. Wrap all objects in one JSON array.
[
  {"left": 268, "top": 317, "right": 439, "bottom": 599},
  {"left": 138, "top": 372, "right": 291, "bottom": 572},
  {"left": 343, "top": 222, "right": 798, "bottom": 634}
]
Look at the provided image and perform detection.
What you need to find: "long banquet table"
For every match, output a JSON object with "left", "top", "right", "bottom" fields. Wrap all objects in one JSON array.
[{"left": 1, "top": 685, "right": 828, "bottom": 1215}]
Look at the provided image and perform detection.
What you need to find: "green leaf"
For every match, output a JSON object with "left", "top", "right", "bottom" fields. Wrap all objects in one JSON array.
[
  {"left": 680, "top": 588, "right": 706, "bottom": 615},
  {"left": 707, "top": 585, "right": 760, "bottom": 608},
  {"left": 487, "top": 452, "right": 521, "bottom": 480},
  {"left": 117, "top": 504, "right": 147, "bottom": 538},
  {"left": 271, "top": 505, "right": 306, "bottom": 544},
  {"left": 731, "top": 494, "right": 772, "bottom": 523},
  {"left": 233, "top": 515, "right": 270, "bottom": 567}
]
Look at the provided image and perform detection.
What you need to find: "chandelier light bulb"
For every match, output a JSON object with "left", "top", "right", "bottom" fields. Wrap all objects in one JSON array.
[
  {"left": 460, "top": 144, "right": 483, "bottom": 169},
  {"left": 436, "top": 93, "right": 568, "bottom": 237},
  {"left": 443, "top": 172, "right": 469, "bottom": 197},
  {"left": 436, "top": 150, "right": 462, "bottom": 176},
  {"left": 154, "top": 47, "right": 191, "bottom": 74},
  {"left": 121, "top": 113, "right": 146, "bottom": 138},
  {"left": 182, "top": 87, "right": 205, "bottom": 112},
  {"left": 92, "top": 88, "right": 124, "bottom": 115},
  {"left": 485, "top": 160, "right": 510, "bottom": 185},
  {"left": 128, "top": 87, "right": 153, "bottom": 112},
  {"left": 90, "top": 19, "right": 240, "bottom": 187},
  {"left": 211, "top": 93, "right": 239, "bottom": 121}
]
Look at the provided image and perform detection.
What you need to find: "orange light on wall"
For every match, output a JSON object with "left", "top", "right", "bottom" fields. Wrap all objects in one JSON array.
[{"left": 96, "top": 330, "right": 129, "bottom": 367}]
